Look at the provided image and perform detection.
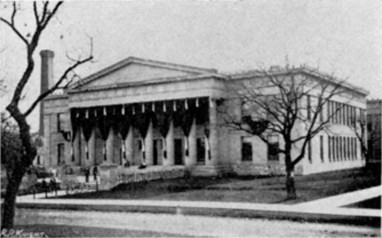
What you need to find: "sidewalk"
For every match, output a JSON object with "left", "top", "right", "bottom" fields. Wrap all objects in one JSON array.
[
  {"left": 16, "top": 185, "right": 381, "bottom": 227},
  {"left": 295, "top": 185, "right": 381, "bottom": 208}
]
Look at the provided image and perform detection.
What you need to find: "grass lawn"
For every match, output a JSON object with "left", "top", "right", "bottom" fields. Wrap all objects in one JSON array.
[
  {"left": 13, "top": 224, "right": 192, "bottom": 237},
  {"left": 58, "top": 166, "right": 381, "bottom": 204}
]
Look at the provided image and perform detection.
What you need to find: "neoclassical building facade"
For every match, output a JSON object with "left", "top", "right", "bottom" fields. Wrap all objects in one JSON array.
[{"left": 39, "top": 50, "right": 368, "bottom": 178}]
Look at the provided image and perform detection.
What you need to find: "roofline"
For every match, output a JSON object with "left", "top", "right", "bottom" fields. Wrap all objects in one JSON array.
[
  {"left": 68, "top": 73, "right": 227, "bottom": 94},
  {"left": 227, "top": 67, "right": 369, "bottom": 96},
  {"left": 70, "top": 56, "right": 218, "bottom": 89},
  {"left": 367, "top": 99, "right": 382, "bottom": 104}
]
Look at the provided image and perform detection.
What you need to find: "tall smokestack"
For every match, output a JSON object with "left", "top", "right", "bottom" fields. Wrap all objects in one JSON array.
[{"left": 39, "top": 50, "right": 54, "bottom": 136}]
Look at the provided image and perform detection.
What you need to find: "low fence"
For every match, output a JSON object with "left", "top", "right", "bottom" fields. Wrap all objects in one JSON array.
[
  {"left": 117, "top": 167, "right": 185, "bottom": 184},
  {"left": 98, "top": 165, "right": 186, "bottom": 190}
]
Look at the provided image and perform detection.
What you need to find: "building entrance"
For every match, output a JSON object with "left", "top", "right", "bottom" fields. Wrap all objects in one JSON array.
[
  {"left": 174, "top": 138, "right": 183, "bottom": 165},
  {"left": 197, "top": 138, "right": 206, "bottom": 165},
  {"left": 153, "top": 139, "right": 162, "bottom": 165}
]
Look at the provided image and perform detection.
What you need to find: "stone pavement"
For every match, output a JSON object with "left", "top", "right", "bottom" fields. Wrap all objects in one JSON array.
[{"left": 15, "top": 185, "right": 381, "bottom": 226}]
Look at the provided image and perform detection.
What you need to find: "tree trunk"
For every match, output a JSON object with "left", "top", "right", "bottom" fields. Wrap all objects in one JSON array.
[
  {"left": 286, "top": 166, "right": 297, "bottom": 199},
  {"left": 2, "top": 106, "right": 36, "bottom": 230},
  {"left": 1, "top": 167, "right": 25, "bottom": 230},
  {"left": 284, "top": 146, "right": 297, "bottom": 199}
]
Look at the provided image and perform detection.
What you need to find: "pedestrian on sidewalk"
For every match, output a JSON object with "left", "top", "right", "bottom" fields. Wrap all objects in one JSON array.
[
  {"left": 42, "top": 180, "right": 48, "bottom": 198},
  {"left": 50, "top": 177, "right": 57, "bottom": 197},
  {"left": 93, "top": 166, "right": 98, "bottom": 181},
  {"left": 85, "top": 167, "right": 90, "bottom": 183}
]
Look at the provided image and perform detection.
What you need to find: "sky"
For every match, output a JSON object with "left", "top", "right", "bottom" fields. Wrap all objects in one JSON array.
[{"left": 1, "top": 0, "right": 382, "bottom": 132}]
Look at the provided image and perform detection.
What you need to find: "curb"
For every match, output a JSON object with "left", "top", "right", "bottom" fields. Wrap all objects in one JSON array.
[{"left": 17, "top": 202, "right": 380, "bottom": 228}]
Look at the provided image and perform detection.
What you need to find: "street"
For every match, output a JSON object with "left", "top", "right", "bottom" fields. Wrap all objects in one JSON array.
[{"left": 15, "top": 208, "right": 379, "bottom": 237}]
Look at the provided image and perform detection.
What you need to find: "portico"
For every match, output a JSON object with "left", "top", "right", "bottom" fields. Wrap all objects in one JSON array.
[
  {"left": 68, "top": 97, "right": 217, "bottom": 171},
  {"left": 43, "top": 56, "right": 226, "bottom": 176}
]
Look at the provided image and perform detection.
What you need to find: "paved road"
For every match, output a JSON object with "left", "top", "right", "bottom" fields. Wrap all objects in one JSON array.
[{"left": 16, "top": 208, "right": 379, "bottom": 237}]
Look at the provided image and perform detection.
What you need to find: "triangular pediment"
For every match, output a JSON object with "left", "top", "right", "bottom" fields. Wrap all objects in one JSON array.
[{"left": 71, "top": 57, "right": 217, "bottom": 89}]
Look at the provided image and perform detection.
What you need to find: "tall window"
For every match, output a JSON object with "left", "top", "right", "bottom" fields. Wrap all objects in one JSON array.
[
  {"left": 343, "top": 137, "right": 346, "bottom": 160},
  {"left": 342, "top": 137, "right": 346, "bottom": 160},
  {"left": 336, "top": 137, "right": 339, "bottom": 161},
  {"left": 337, "top": 103, "right": 341, "bottom": 124},
  {"left": 320, "top": 136, "right": 324, "bottom": 162},
  {"left": 57, "top": 143, "right": 65, "bottom": 165},
  {"left": 332, "top": 102, "right": 337, "bottom": 123},
  {"left": 351, "top": 138, "right": 354, "bottom": 160},
  {"left": 346, "top": 137, "right": 349, "bottom": 159},
  {"left": 57, "top": 113, "right": 62, "bottom": 132},
  {"left": 319, "top": 102, "right": 324, "bottom": 122},
  {"left": 351, "top": 138, "right": 354, "bottom": 159},
  {"left": 338, "top": 103, "right": 342, "bottom": 124},
  {"left": 197, "top": 138, "right": 206, "bottom": 164},
  {"left": 338, "top": 137, "right": 341, "bottom": 160},
  {"left": 351, "top": 107, "right": 355, "bottom": 125},
  {"left": 346, "top": 105, "right": 350, "bottom": 126},
  {"left": 268, "top": 134, "right": 279, "bottom": 162},
  {"left": 328, "top": 136, "right": 331, "bottom": 162},
  {"left": 241, "top": 137, "right": 252, "bottom": 161},
  {"left": 332, "top": 102, "right": 336, "bottom": 124},
  {"left": 355, "top": 138, "right": 358, "bottom": 160},
  {"left": 333, "top": 102, "right": 336, "bottom": 124},
  {"left": 327, "top": 101, "right": 331, "bottom": 123}
]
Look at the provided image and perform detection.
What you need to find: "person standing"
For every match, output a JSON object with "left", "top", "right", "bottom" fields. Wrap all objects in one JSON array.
[
  {"left": 93, "top": 166, "right": 98, "bottom": 181},
  {"left": 85, "top": 168, "right": 90, "bottom": 182}
]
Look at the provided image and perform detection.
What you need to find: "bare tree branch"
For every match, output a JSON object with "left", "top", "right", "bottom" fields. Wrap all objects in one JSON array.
[
  {"left": 222, "top": 65, "right": 358, "bottom": 198},
  {"left": 24, "top": 38, "right": 94, "bottom": 117},
  {"left": 1, "top": 1, "right": 93, "bottom": 229},
  {"left": 0, "top": 3, "right": 28, "bottom": 45}
]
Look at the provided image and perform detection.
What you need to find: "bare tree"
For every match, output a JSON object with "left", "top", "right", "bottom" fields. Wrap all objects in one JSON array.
[
  {"left": 222, "top": 66, "right": 347, "bottom": 199},
  {"left": 351, "top": 111, "right": 381, "bottom": 162},
  {"left": 1, "top": 1, "right": 93, "bottom": 229}
]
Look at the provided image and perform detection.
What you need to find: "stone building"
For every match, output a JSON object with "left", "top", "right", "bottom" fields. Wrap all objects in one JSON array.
[
  {"left": 367, "top": 99, "right": 382, "bottom": 164},
  {"left": 39, "top": 50, "right": 368, "bottom": 179}
]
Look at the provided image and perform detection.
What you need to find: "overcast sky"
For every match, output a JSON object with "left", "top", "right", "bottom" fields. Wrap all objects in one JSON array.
[{"left": 1, "top": 0, "right": 381, "bottom": 132}]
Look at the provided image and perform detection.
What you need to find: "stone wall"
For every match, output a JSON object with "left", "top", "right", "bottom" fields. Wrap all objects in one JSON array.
[
  {"left": 99, "top": 165, "right": 185, "bottom": 190},
  {"left": 233, "top": 163, "right": 303, "bottom": 176}
]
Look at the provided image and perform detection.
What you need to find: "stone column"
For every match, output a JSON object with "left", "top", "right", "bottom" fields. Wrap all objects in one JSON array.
[
  {"left": 80, "top": 128, "right": 88, "bottom": 167},
  {"left": 165, "top": 120, "right": 175, "bottom": 166},
  {"left": 88, "top": 129, "right": 96, "bottom": 166},
  {"left": 207, "top": 98, "right": 218, "bottom": 166},
  {"left": 43, "top": 116, "right": 50, "bottom": 167},
  {"left": 73, "top": 129, "right": 81, "bottom": 166},
  {"left": 125, "top": 125, "right": 134, "bottom": 165},
  {"left": 145, "top": 120, "right": 154, "bottom": 165},
  {"left": 106, "top": 128, "right": 114, "bottom": 164},
  {"left": 187, "top": 118, "right": 197, "bottom": 168}
]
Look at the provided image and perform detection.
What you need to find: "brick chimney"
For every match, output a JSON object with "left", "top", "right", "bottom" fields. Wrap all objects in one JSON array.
[{"left": 39, "top": 50, "right": 54, "bottom": 136}]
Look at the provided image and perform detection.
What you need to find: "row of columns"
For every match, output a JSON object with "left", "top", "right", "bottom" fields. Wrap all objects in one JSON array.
[{"left": 70, "top": 99, "right": 218, "bottom": 168}]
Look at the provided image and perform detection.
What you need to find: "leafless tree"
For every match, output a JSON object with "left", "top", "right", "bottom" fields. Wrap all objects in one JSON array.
[
  {"left": 222, "top": 66, "right": 347, "bottom": 199},
  {"left": 351, "top": 112, "right": 381, "bottom": 162},
  {"left": 1, "top": 1, "right": 93, "bottom": 229}
]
